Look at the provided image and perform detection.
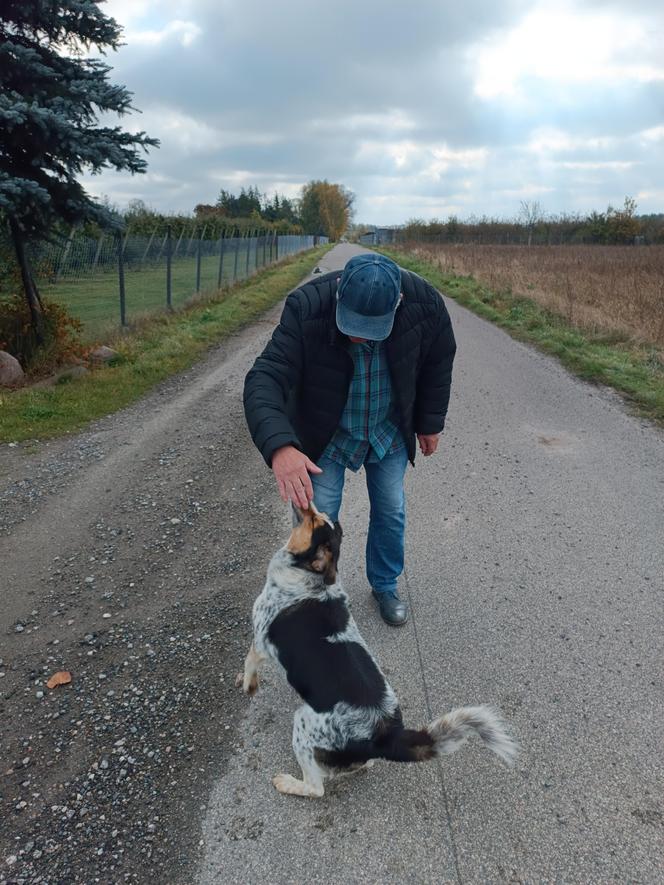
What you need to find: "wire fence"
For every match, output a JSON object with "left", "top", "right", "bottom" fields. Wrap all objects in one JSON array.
[{"left": 29, "top": 229, "right": 326, "bottom": 340}]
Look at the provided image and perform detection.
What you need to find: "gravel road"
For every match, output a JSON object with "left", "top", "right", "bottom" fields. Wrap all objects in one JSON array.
[{"left": 1, "top": 243, "right": 663, "bottom": 884}]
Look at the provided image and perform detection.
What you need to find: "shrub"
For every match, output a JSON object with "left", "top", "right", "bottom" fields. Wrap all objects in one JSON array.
[{"left": 0, "top": 293, "right": 83, "bottom": 372}]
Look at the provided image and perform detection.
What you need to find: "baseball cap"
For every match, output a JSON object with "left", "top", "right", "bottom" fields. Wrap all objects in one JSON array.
[{"left": 336, "top": 254, "right": 401, "bottom": 341}]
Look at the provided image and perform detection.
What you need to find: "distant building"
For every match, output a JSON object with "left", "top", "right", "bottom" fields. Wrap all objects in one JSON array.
[{"left": 358, "top": 227, "right": 399, "bottom": 246}]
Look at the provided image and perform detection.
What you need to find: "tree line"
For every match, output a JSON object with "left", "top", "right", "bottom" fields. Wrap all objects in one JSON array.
[
  {"left": 192, "top": 180, "right": 354, "bottom": 240},
  {"left": 394, "top": 199, "right": 664, "bottom": 246}
]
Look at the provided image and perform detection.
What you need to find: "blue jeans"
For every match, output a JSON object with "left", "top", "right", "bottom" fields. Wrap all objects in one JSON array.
[{"left": 311, "top": 449, "right": 409, "bottom": 595}]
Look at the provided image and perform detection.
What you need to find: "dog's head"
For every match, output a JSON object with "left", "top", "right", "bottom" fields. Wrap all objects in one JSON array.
[{"left": 286, "top": 502, "right": 343, "bottom": 586}]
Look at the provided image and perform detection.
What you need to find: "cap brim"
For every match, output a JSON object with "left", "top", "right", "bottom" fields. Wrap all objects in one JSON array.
[{"left": 336, "top": 302, "right": 396, "bottom": 341}]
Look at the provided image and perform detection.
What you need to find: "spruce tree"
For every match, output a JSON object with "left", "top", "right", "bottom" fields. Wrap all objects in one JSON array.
[{"left": 0, "top": 1, "right": 158, "bottom": 345}]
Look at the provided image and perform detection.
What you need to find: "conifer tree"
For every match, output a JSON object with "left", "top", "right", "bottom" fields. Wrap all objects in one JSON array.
[{"left": 0, "top": 1, "right": 158, "bottom": 344}]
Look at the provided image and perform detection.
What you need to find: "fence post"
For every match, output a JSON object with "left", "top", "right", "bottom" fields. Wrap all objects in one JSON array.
[
  {"left": 245, "top": 230, "right": 251, "bottom": 278},
  {"left": 195, "top": 228, "right": 202, "bottom": 293},
  {"left": 54, "top": 223, "right": 78, "bottom": 283},
  {"left": 92, "top": 233, "right": 105, "bottom": 271},
  {"left": 262, "top": 231, "right": 267, "bottom": 267},
  {"left": 166, "top": 224, "right": 172, "bottom": 309},
  {"left": 217, "top": 231, "right": 226, "bottom": 288},
  {"left": 275, "top": 233, "right": 279, "bottom": 261},
  {"left": 174, "top": 224, "right": 185, "bottom": 259},
  {"left": 141, "top": 226, "right": 157, "bottom": 265},
  {"left": 157, "top": 230, "right": 168, "bottom": 260},
  {"left": 117, "top": 232, "right": 127, "bottom": 327},
  {"left": 232, "top": 229, "right": 239, "bottom": 281}
]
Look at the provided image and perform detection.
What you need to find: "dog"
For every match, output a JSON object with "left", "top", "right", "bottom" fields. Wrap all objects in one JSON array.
[{"left": 236, "top": 502, "right": 517, "bottom": 798}]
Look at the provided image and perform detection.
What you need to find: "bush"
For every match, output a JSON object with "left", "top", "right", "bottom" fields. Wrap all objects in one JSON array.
[{"left": 0, "top": 293, "right": 83, "bottom": 373}]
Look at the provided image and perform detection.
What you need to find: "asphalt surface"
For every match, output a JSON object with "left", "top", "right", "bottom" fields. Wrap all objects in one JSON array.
[{"left": 2, "top": 243, "right": 663, "bottom": 883}]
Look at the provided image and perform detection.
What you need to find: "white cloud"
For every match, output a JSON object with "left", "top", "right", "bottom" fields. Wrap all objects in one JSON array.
[
  {"left": 471, "top": 5, "right": 664, "bottom": 99},
  {"left": 124, "top": 19, "right": 202, "bottom": 47}
]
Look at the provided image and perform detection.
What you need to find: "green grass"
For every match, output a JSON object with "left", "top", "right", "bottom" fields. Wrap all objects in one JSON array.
[
  {"left": 1, "top": 245, "right": 332, "bottom": 443},
  {"left": 40, "top": 244, "right": 269, "bottom": 341},
  {"left": 378, "top": 246, "right": 664, "bottom": 425}
]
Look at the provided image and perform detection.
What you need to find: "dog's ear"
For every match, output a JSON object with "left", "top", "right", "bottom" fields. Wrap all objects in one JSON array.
[{"left": 310, "top": 543, "right": 338, "bottom": 585}]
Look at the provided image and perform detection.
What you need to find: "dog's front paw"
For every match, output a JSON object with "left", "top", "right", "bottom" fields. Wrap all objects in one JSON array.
[
  {"left": 272, "top": 773, "right": 324, "bottom": 798},
  {"left": 272, "top": 773, "right": 298, "bottom": 794},
  {"left": 235, "top": 671, "right": 244, "bottom": 689}
]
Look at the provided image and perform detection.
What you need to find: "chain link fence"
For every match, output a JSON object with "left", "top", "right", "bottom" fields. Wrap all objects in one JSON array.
[{"left": 29, "top": 229, "right": 326, "bottom": 340}]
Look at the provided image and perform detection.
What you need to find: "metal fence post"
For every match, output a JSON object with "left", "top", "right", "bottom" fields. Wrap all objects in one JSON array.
[
  {"left": 275, "top": 234, "right": 279, "bottom": 260},
  {"left": 166, "top": 224, "right": 172, "bottom": 309},
  {"left": 54, "top": 223, "right": 78, "bottom": 283},
  {"left": 195, "top": 229, "right": 202, "bottom": 293},
  {"left": 157, "top": 230, "right": 168, "bottom": 261},
  {"left": 117, "top": 231, "right": 127, "bottom": 327},
  {"left": 245, "top": 230, "right": 251, "bottom": 278},
  {"left": 174, "top": 224, "right": 185, "bottom": 260},
  {"left": 262, "top": 231, "right": 267, "bottom": 267},
  {"left": 92, "top": 233, "right": 105, "bottom": 271},
  {"left": 217, "top": 232, "right": 226, "bottom": 288},
  {"left": 233, "top": 229, "right": 239, "bottom": 281},
  {"left": 141, "top": 226, "right": 157, "bottom": 265}
]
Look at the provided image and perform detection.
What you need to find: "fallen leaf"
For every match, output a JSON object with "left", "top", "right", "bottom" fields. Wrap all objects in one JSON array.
[{"left": 46, "top": 671, "right": 72, "bottom": 689}]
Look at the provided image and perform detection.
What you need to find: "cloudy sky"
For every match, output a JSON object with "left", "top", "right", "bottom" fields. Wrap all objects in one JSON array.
[{"left": 84, "top": 0, "right": 664, "bottom": 224}]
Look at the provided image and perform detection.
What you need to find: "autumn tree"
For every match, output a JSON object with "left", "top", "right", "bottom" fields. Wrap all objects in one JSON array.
[
  {"left": 606, "top": 196, "right": 641, "bottom": 244},
  {"left": 0, "top": 0, "right": 158, "bottom": 345},
  {"left": 300, "top": 180, "right": 354, "bottom": 240}
]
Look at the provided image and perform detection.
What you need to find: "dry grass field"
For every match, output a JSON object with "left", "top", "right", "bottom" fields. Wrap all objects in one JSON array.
[{"left": 406, "top": 243, "right": 664, "bottom": 348}]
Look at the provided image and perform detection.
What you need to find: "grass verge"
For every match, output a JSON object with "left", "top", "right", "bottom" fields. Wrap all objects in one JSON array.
[
  {"left": 378, "top": 246, "right": 664, "bottom": 425},
  {"left": 0, "top": 245, "right": 331, "bottom": 443}
]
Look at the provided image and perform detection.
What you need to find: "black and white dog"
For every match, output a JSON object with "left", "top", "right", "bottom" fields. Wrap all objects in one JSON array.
[{"left": 236, "top": 503, "right": 517, "bottom": 798}]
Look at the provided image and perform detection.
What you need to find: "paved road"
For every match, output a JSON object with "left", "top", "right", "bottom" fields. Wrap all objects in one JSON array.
[
  {"left": 1, "top": 243, "right": 662, "bottom": 883},
  {"left": 200, "top": 244, "right": 664, "bottom": 883}
]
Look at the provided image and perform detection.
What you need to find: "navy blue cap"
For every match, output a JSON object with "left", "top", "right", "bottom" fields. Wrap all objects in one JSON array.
[{"left": 336, "top": 254, "right": 401, "bottom": 341}]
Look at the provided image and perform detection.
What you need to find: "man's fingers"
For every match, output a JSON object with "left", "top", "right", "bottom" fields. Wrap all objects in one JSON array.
[
  {"left": 301, "top": 473, "right": 314, "bottom": 505},
  {"left": 287, "top": 478, "right": 309, "bottom": 509},
  {"left": 305, "top": 458, "right": 323, "bottom": 474}
]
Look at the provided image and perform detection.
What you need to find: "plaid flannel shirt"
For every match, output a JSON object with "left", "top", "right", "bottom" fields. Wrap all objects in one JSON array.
[{"left": 322, "top": 340, "right": 405, "bottom": 471}]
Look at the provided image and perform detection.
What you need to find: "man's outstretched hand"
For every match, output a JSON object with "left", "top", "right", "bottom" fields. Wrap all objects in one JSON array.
[
  {"left": 417, "top": 433, "right": 440, "bottom": 456},
  {"left": 271, "top": 445, "right": 323, "bottom": 508}
]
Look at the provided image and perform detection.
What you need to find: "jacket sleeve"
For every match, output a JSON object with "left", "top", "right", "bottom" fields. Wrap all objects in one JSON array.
[
  {"left": 243, "top": 292, "right": 305, "bottom": 466},
  {"left": 413, "top": 302, "right": 457, "bottom": 435}
]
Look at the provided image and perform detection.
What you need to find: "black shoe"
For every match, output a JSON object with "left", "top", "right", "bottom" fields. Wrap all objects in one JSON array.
[{"left": 371, "top": 590, "right": 409, "bottom": 626}]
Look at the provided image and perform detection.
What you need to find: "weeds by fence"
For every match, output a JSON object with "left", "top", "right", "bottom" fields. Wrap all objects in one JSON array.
[{"left": 27, "top": 230, "right": 326, "bottom": 341}]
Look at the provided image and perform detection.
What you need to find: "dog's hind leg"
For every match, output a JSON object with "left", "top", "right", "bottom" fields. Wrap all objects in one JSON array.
[
  {"left": 273, "top": 706, "right": 326, "bottom": 798},
  {"left": 235, "top": 643, "right": 264, "bottom": 696}
]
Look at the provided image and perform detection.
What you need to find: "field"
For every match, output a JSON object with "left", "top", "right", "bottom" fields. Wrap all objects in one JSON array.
[
  {"left": 38, "top": 242, "right": 266, "bottom": 342},
  {"left": 380, "top": 244, "right": 664, "bottom": 424},
  {"left": 404, "top": 243, "right": 664, "bottom": 348}
]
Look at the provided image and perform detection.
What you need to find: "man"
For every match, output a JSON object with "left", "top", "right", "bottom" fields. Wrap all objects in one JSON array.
[{"left": 243, "top": 253, "right": 456, "bottom": 626}]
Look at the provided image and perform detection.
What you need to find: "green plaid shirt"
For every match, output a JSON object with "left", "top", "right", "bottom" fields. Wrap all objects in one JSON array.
[{"left": 322, "top": 340, "right": 405, "bottom": 471}]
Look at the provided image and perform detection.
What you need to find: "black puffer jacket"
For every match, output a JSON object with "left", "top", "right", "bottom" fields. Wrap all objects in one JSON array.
[{"left": 243, "top": 266, "right": 456, "bottom": 467}]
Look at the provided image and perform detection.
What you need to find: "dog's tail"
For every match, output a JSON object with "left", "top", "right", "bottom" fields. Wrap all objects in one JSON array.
[{"left": 380, "top": 705, "right": 517, "bottom": 767}]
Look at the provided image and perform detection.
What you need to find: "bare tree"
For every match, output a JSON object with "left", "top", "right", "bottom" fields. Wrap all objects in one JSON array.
[{"left": 519, "top": 201, "right": 544, "bottom": 246}]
